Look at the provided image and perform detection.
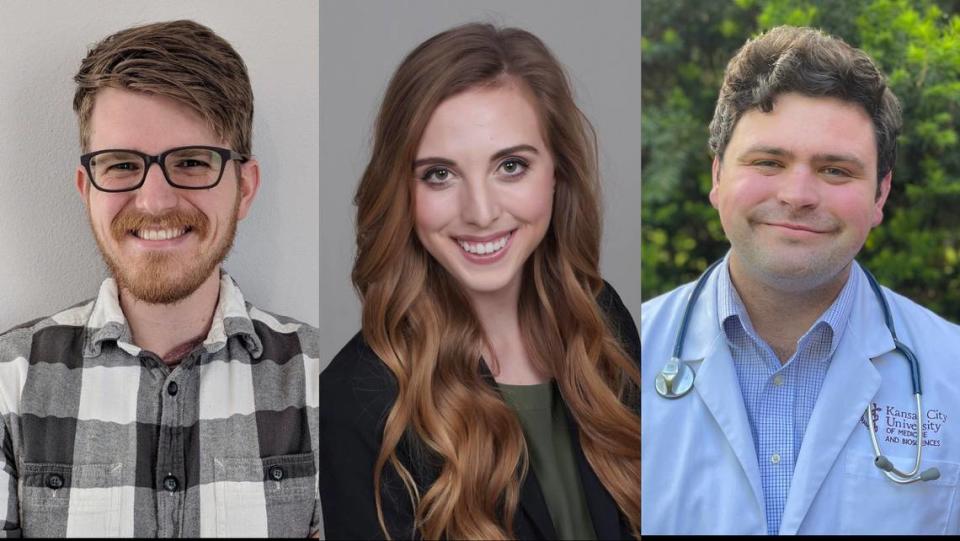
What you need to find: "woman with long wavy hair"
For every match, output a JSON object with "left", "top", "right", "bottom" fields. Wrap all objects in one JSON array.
[{"left": 319, "top": 22, "right": 640, "bottom": 540}]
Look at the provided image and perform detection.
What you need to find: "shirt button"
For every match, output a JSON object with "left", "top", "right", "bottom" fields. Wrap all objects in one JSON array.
[
  {"left": 773, "top": 375, "right": 784, "bottom": 386},
  {"left": 163, "top": 475, "right": 179, "bottom": 492},
  {"left": 47, "top": 474, "right": 64, "bottom": 490},
  {"left": 771, "top": 453, "right": 781, "bottom": 464},
  {"left": 167, "top": 381, "right": 179, "bottom": 396},
  {"left": 269, "top": 465, "right": 285, "bottom": 482}
]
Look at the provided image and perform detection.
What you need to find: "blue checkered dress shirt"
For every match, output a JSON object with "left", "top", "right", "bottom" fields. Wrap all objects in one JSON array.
[{"left": 716, "top": 258, "right": 857, "bottom": 535}]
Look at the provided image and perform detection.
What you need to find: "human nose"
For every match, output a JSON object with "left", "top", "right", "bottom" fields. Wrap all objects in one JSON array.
[
  {"left": 461, "top": 177, "right": 501, "bottom": 228},
  {"left": 133, "top": 162, "right": 178, "bottom": 214},
  {"left": 777, "top": 165, "right": 820, "bottom": 209}
]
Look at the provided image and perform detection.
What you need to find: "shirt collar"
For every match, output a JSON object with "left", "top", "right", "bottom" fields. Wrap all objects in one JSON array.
[
  {"left": 716, "top": 252, "right": 859, "bottom": 360},
  {"left": 83, "top": 271, "right": 263, "bottom": 359}
]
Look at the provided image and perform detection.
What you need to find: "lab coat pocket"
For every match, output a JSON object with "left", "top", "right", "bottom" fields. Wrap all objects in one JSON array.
[
  {"left": 841, "top": 451, "right": 960, "bottom": 534},
  {"left": 20, "top": 462, "right": 124, "bottom": 537},
  {"left": 213, "top": 453, "right": 315, "bottom": 537}
]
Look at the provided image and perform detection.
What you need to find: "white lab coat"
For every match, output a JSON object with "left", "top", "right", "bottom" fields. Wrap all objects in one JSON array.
[{"left": 641, "top": 261, "right": 960, "bottom": 534}]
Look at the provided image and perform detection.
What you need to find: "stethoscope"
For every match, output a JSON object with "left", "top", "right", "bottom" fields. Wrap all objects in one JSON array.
[{"left": 655, "top": 259, "right": 941, "bottom": 484}]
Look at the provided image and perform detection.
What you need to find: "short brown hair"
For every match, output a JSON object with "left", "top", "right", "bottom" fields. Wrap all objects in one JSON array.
[
  {"left": 709, "top": 25, "right": 901, "bottom": 180},
  {"left": 73, "top": 19, "right": 254, "bottom": 155}
]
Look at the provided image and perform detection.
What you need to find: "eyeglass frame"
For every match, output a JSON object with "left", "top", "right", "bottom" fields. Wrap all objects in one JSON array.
[{"left": 80, "top": 145, "right": 249, "bottom": 193}]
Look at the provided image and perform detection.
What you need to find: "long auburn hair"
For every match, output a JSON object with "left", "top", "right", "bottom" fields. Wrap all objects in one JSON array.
[{"left": 352, "top": 23, "right": 640, "bottom": 539}]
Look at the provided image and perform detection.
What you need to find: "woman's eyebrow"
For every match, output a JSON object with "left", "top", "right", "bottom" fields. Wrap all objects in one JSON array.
[
  {"left": 414, "top": 144, "right": 540, "bottom": 168},
  {"left": 413, "top": 156, "right": 456, "bottom": 168},
  {"left": 490, "top": 144, "right": 539, "bottom": 162}
]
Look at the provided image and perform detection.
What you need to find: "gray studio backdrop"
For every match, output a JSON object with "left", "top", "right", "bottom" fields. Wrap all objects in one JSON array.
[
  {"left": 319, "top": 0, "right": 642, "bottom": 361},
  {"left": 0, "top": 0, "right": 319, "bottom": 330}
]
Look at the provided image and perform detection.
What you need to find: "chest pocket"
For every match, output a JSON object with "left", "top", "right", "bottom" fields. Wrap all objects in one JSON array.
[
  {"left": 840, "top": 451, "right": 960, "bottom": 534},
  {"left": 19, "top": 462, "right": 124, "bottom": 538},
  {"left": 214, "top": 453, "right": 315, "bottom": 537}
]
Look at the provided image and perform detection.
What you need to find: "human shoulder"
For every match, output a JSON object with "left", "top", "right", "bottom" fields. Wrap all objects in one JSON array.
[
  {"left": 597, "top": 279, "right": 634, "bottom": 321},
  {"left": 0, "top": 299, "right": 95, "bottom": 414},
  {"left": 321, "top": 332, "right": 396, "bottom": 426},
  {"left": 641, "top": 279, "right": 698, "bottom": 323},
  {"left": 639, "top": 279, "right": 702, "bottom": 378},
  {"left": 0, "top": 298, "right": 96, "bottom": 361},
  {"left": 884, "top": 286, "right": 960, "bottom": 339},
  {"left": 325, "top": 331, "right": 392, "bottom": 378},
  {"left": 244, "top": 303, "right": 320, "bottom": 360},
  {"left": 597, "top": 279, "right": 640, "bottom": 363}
]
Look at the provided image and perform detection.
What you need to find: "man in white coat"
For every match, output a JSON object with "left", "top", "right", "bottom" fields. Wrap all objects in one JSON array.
[{"left": 642, "top": 25, "right": 960, "bottom": 534}]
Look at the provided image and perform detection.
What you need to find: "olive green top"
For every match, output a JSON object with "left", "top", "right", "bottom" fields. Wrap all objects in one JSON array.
[{"left": 498, "top": 381, "right": 596, "bottom": 540}]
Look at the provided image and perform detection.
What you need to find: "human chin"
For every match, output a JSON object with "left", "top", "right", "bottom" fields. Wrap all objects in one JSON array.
[
  {"left": 445, "top": 260, "right": 523, "bottom": 297},
  {"left": 92, "top": 211, "right": 236, "bottom": 305},
  {"left": 733, "top": 236, "right": 853, "bottom": 292}
]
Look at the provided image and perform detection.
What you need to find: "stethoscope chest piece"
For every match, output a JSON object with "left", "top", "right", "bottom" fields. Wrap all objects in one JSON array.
[{"left": 655, "top": 356, "right": 695, "bottom": 398}]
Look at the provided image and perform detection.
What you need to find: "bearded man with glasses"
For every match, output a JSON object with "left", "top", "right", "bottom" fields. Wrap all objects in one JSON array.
[{"left": 0, "top": 20, "right": 320, "bottom": 538}]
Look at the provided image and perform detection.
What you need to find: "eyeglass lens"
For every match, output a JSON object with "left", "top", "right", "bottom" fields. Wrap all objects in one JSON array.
[{"left": 89, "top": 147, "right": 225, "bottom": 190}]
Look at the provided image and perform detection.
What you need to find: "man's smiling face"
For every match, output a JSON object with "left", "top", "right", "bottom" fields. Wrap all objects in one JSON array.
[
  {"left": 77, "top": 87, "right": 258, "bottom": 304},
  {"left": 710, "top": 92, "right": 891, "bottom": 292}
]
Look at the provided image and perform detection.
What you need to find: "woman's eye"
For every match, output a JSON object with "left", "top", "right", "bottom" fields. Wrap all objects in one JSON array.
[
  {"left": 500, "top": 158, "right": 528, "bottom": 177},
  {"left": 420, "top": 167, "right": 451, "bottom": 185}
]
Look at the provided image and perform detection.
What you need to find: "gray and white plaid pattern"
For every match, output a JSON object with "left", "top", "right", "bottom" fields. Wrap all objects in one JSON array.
[
  {"left": 0, "top": 273, "right": 320, "bottom": 537},
  {"left": 716, "top": 257, "right": 856, "bottom": 535}
]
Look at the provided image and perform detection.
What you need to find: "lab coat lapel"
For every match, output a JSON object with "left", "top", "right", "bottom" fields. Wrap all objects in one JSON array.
[
  {"left": 685, "top": 268, "right": 766, "bottom": 516},
  {"left": 779, "top": 265, "right": 892, "bottom": 534},
  {"left": 694, "top": 338, "right": 766, "bottom": 517}
]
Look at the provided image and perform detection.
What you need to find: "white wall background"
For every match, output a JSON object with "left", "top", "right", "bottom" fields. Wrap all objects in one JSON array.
[
  {"left": 319, "top": 0, "right": 642, "bottom": 362},
  {"left": 0, "top": 0, "right": 319, "bottom": 330}
]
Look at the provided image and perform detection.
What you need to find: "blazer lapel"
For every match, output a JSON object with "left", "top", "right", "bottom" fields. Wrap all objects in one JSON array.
[
  {"left": 516, "top": 415, "right": 622, "bottom": 541},
  {"left": 518, "top": 468, "right": 559, "bottom": 539},
  {"left": 564, "top": 400, "right": 624, "bottom": 540},
  {"left": 487, "top": 364, "right": 625, "bottom": 539},
  {"left": 484, "top": 363, "right": 557, "bottom": 539}
]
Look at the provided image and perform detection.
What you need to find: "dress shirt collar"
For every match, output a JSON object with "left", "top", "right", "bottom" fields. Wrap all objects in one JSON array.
[
  {"left": 716, "top": 252, "right": 859, "bottom": 362},
  {"left": 82, "top": 271, "right": 263, "bottom": 359}
]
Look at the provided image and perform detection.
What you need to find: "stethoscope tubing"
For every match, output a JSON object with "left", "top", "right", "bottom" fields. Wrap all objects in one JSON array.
[{"left": 655, "top": 259, "right": 938, "bottom": 483}]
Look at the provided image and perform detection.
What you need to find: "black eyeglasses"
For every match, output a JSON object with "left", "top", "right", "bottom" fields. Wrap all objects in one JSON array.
[{"left": 80, "top": 145, "right": 249, "bottom": 193}]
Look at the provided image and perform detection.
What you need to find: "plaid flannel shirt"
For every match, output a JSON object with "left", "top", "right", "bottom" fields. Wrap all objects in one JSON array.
[{"left": 0, "top": 273, "right": 320, "bottom": 537}]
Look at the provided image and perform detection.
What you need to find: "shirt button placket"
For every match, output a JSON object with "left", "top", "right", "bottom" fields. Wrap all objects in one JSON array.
[{"left": 158, "top": 370, "right": 186, "bottom": 537}]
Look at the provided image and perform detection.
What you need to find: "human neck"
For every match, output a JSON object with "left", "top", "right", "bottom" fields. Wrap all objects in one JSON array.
[
  {"left": 468, "top": 275, "right": 549, "bottom": 385},
  {"left": 119, "top": 269, "right": 221, "bottom": 365},
  {"left": 728, "top": 255, "right": 850, "bottom": 364}
]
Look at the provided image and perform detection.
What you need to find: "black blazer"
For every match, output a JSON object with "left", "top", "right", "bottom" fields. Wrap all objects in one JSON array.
[{"left": 319, "top": 282, "right": 640, "bottom": 540}]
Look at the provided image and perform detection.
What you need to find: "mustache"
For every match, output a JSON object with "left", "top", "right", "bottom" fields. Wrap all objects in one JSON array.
[{"left": 110, "top": 208, "right": 209, "bottom": 240}]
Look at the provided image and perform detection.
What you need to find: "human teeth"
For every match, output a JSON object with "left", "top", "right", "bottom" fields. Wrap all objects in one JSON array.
[
  {"left": 136, "top": 228, "right": 187, "bottom": 241},
  {"left": 458, "top": 233, "right": 511, "bottom": 255}
]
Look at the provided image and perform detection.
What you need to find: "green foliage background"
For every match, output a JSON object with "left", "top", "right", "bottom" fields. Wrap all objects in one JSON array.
[{"left": 641, "top": 0, "right": 960, "bottom": 320}]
